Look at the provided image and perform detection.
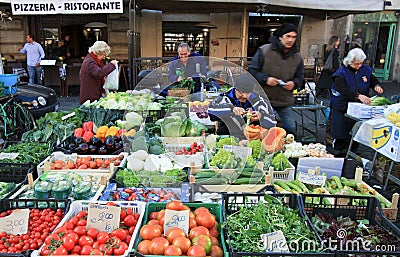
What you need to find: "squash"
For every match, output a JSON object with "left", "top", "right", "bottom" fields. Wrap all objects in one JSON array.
[
  {"left": 262, "top": 127, "right": 287, "bottom": 153},
  {"left": 244, "top": 125, "right": 261, "bottom": 141}
]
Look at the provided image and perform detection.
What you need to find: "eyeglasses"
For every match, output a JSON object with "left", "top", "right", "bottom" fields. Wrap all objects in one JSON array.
[{"left": 351, "top": 62, "right": 363, "bottom": 66}]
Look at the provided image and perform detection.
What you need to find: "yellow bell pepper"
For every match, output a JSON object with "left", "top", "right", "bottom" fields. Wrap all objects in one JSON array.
[
  {"left": 105, "top": 126, "right": 119, "bottom": 137},
  {"left": 96, "top": 125, "right": 109, "bottom": 138}
]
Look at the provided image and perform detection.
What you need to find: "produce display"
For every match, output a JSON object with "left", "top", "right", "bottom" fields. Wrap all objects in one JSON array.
[
  {"left": 1, "top": 141, "right": 53, "bottom": 164},
  {"left": 105, "top": 187, "right": 180, "bottom": 202},
  {"left": 115, "top": 168, "right": 188, "bottom": 188},
  {"left": 47, "top": 155, "right": 125, "bottom": 170},
  {"left": 0, "top": 182, "right": 16, "bottom": 198}
]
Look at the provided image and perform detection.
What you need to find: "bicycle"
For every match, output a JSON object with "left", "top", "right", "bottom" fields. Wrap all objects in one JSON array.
[{"left": 0, "top": 93, "right": 36, "bottom": 140}]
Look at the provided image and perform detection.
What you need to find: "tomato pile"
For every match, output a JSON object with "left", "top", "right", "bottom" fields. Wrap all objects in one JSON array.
[
  {"left": 50, "top": 155, "right": 124, "bottom": 170},
  {"left": 39, "top": 203, "right": 140, "bottom": 256},
  {"left": 175, "top": 142, "right": 204, "bottom": 155},
  {"left": 137, "top": 200, "right": 223, "bottom": 257},
  {"left": 0, "top": 208, "right": 65, "bottom": 253}
]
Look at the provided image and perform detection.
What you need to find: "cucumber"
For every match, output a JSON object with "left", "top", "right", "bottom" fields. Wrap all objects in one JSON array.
[
  {"left": 331, "top": 176, "right": 343, "bottom": 190},
  {"left": 239, "top": 170, "right": 264, "bottom": 178},
  {"left": 232, "top": 177, "right": 263, "bottom": 185},
  {"left": 273, "top": 181, "right": 291, "bottom": 191},
  {"left": 195, "top": 177, "right": 228, "bottom": 185},
  {"left": 287, "top": 181, "right": 303, "bottom": 193},
  {"left": 194, "top": 171, "right": 216, "bottom": 179},
  {"left": 292, "top": 180, "right": 309, "bottom": 193}
]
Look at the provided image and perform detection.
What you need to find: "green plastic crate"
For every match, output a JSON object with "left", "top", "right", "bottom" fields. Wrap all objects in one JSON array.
[{"left": 132, "top": 202, "right": 229, "bottom": 257}]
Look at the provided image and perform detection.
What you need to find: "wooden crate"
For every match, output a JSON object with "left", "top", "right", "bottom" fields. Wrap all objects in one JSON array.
[{"left": 168, "top": 88, "right": 190, "bottom": 97}]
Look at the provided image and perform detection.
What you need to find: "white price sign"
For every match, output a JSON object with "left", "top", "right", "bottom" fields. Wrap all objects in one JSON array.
[
  {"left": 0, "top": 153, "right": 19, "bottom": 160},
  {"left": 298, "top": 172, "right": 326, "bottom": 186},
  {"left": 223, "top": 145, "right": 252, "bottom": 159},
  {"left": 0, "top": 209, "right": 29, "bottom": 235},
  {"left": 260, "top": 230, "right": 289, "bottom": 252},
  {"left": 164, "top": 209, "right": 189, "bottom": 236},
  {"left": 87, "top": 203, "right": 121, "bottom": 233}
]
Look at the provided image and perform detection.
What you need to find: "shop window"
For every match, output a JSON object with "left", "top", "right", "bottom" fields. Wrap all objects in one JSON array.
[{"left": 42, "top": 28, "right": 59, "bottom": 59}]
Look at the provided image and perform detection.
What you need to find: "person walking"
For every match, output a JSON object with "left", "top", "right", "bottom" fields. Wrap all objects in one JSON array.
[
  {"left": 316, "top": 35, "right": 341, "bottom": 99},
  {"left": 248, "top": 23, "right": 304, "bottom": 135},
  {"left": 330, "top": 48, "right": 383, "bottom": 154},
  {"left": 18, "top": 34, "right": 45, "bottom": 85},
  {"left": 79, "top": 41, "right": 118, "bottom": 104}
]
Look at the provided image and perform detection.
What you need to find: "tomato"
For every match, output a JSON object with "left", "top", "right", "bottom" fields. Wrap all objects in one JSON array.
[
  {"left": 86, "top": 228, "right": 99, "bottom": 239},
  {"left": 63, "top": 221, "right": 75, "bottom": 230},
  {"left": 78, "top": 235, "right": 94, "bottom": 247},
  {"left": 99, "top": 244, "right": 113, "bottom": 255},
  {"left": 147, "top": 219, "right": 160, "bottom": 226},
  {"left": 209, "top": 226, "right": 219, "bottom": 238},
  {"left": 149, "top": 237, "right": 169, "bottom": 255},
  {"left": 54, "top": 227, "right": 68, "bottom": 236},
  {"left": 140, "top": 225, "right": 162, "bottom": 240},
  {"left": 128, "top": 225, "right": 136, "bottom": 235},
  {"left": 65, "top": 232, "right": 79, "bottom": 244},
  {"left": 113, "top": 241, "right": 128, "bottom": 255},
  {"left": 111, "top": 228, "right": 127, "bottom": 241},
  {"left": 210, "top": 236, "right": 219, "bottom": 246},
  {"left": 45, "top": 234, "right": 61, "bottom": 246},
  {"left": 125, "top": 234, "right": 132, "bottom": 244},
  {"left": 123, "top": 214, "right": 137, "bottom": 227},
  {"left": 156, "top": 209, "right": 166, "bottom": 220},
  {"left": 51, "top": 246, "right": 68, "bottom": 256},
  {"left": 75, "top": 211, "right": 88, "bottom": 219},
  {"left": 76, "top": 219, "right": 87, "bottom": 226},
  {"left": 189, "top": 218, "right": 197, "bottom": 229},
  {"left": 187, "top": 245, "right": 207, "bottom": 256},
  {"left": 149, "top": 211, "right": 158, "bottom": 220},
  {"left": 92, "top": 241, "right": 100, "bottom": 249},
  {"left": 164, "top": 245, "right": 183, "bottom": 256},
  {"left": 209, "top": 245, "right": 224, "bottom": 257},
  {"left": 195, "top": 213, "right": 216, "bottom": 229},
  {"left": 188, "top": 226, "right": 210, "bottom": 240},
  {"left": 41, "top": 246, "right": 51, "bottom": 256},
  {"left": 172, "top": 237, "right": 191, "bottom": 254},
  {"left": 120, "top": 209, "right": 127, "bottom": 221},
  {"left": 61, "top": 236, "right": 75, "bottom": 251},
  {"left": 194, "top": 207, "right": 210, "bottom": 216},
  {"left": 166, "top": 200, "right": 185, "bottom": 211},
  {"left": 166, "top": 227, "right": 187, "bottom": 244},
  {"left": 192, "top": 235, "right": 212, "bottom": 254},
  {"left": 80, "top": 245, "right": 93, "bottom": 255},
  {"left": 73, "top": 226, "right": 87, "bottom": 236},
  {"left": 137, "top": 240, "right": 152, "bottom": 255},
  {"left": 71, "top": 245, "right": 81, "bottom": 254},
  {"left": 96, "top": 231, "right": 110, "bottom": 244}
]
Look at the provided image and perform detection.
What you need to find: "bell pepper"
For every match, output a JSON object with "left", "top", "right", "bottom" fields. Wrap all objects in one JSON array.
[
  {"left": 82, "top": 121, "right": 94, "bottom": 132},
  {"left": 117, "top": 129, "right": 127, "bottom": 138},
  {"left": 83, "top": 131, "right": 94, "bottom": 143},
  {"left": 96, "top": 125, "right": 109, "bottom": 138},
  {"left": 105, "top": 126, "right": 119, "bottom": 137},
  {"left": 74, "top": 128, "right": 84, "bottom": 138}
]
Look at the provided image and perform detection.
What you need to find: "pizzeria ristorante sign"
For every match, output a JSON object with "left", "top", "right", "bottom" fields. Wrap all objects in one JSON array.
[{"left": 11, "top": 0, "right": 123, "bottom": 14}]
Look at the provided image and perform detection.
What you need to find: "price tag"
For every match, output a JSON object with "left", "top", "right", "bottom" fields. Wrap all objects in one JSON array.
[
  {"left": 223, "top": 145, "right": 252, "bottom": 159},
  {"left": 0, "top": 152, "right": 19, "bottom": 160},
  {"left": 87, "top": 203, "right": 121, "bottom": 233},
  {"left": 298, "top": 172, "right": 326, "bottom": 186},
  {"left": 0, "top": 209, "right": 29, "bottom": 235},
  {"left": 260, "top": 230, "right": 289, "bottom": 252},
  {"left": 164, "top": 209, "right": 189, "bottom": 236},
  {"left": 61, "top": 111, "right": 76, "bottom": 121}
]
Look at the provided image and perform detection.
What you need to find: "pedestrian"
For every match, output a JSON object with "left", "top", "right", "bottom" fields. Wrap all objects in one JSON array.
[
  {"left": 209, "top": 74, "right": 276, "bottom": 138},
  {"left": 79, "top": 41, "right": 118, "bottom": 104},
  {"left": 316, "top": 35, "right": 341, "bottom": 99},
  {"left": 56, "top": 40, "right": 69, "bottom": 62},
  {"left": 248, "top": 23, "right": 304, "bottom": 135},
  {"left": 330, "top": 48, "right": 383, "bottom": 154},
  {"left": 18, "top": 34, "right": 45, "bottom": 85}
]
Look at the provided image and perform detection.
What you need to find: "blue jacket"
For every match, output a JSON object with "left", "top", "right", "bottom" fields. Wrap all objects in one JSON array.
[{"left": 331, "top": 65, "right": 372, "bottom": 112}]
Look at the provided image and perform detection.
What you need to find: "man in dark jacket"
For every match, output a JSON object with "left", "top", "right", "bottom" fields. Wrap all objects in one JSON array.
[
  {"left": 248, "top": 23, "right": 304, "bottom": 135},
  {"left": 209, "top": 74, "right": 276, "bottom": 138}
]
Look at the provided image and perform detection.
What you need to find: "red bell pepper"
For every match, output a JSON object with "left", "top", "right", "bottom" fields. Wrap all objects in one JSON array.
[
  {"left": 82, "top": 121, "right": 94, "bottom": 132},
  {"left": 74, "top": 128, "right": 84, "bottom": 138},
  {"left": 83, "top": 131, "right": 94, "bottom": 143}
]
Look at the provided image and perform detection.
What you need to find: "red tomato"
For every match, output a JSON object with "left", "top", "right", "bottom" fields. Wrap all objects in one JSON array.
[
  {"left": 45, "top": 234, "right": 61, "bottom": 246},
  {"left": 156, "top": 210, "right": 165, "bottom": 220},
  {"left": 166, "top": 200, "right": 185, "bottom": 211},
  {"left": 147, "top": 219, "right": 160, "bottom": 226},
  {"left": 209, "top": 245, "right": 224, "bottom": 257},
  {"left": 189, "top": 218, "right": 197, "bottom": 229},
  {"left": 195, "top": 213, "right": 216, "bottom": 229},
  {"left": 73, "top": 226, "right": 87, "bottom": 237},
  {"left": 149, "top": 237, "right": 169, "bottom": 255},
  {"left": 96, "top": 231, "right": 110, "bottom": 245},
  {"left": 188, "top": 226, "right": 210, "bottom": 240},
  {"left": 69, "top": 217, "right": 79, "bottom": 226},
  {"left": 76, "top": 219, "right": 87, "bottom": 226},
  {"left": 86, "top": 228, "right": 99, "bottom": 239},
  {"left": 51, "top": 246, "right": 68, "bottom": 255},
  {"left": 61, "top": 236, "right": 75, "bottom": 251},
  {"left": 137, "top": 240, "right": 152, "bottom": 255},
  {"left": 64, "top": 232, "right": 79, "bottom": 244},
  {"left": 113, "top": 241, "right": 128, "bottom": 255},
  {"left": 123, "top": 215, "right": 137, "bottom": 227},
  {"left": 166, "top": 227, "right": 186, "bottom": 244},
  {"left": 172, "top": 237, "right": 191, "bottom": 254},
  {"left": 63, "top": 221, "right": 75, "bottom": 230},
  {"left": 90, "top": 248, "right": 103, "bottom": 255},
  {"left": 99, "top": 244, "right": 113, "bottom": 255},
  {"left": 120, "top": 209, "right": 127, "bottom": 220},
  {"left": 80, "top": 245, "right": 93, "bottom": 255},
  {"left": 210, "top": 236, "right": 219, "bottom": 246},
  {"left": 192, "top": 235, "right": 212, "bottom": 254},
  {"left": 71, "top": 245, "right": 81, "bottom": 254},
  {"left": 187, "top": 245, "right": 207, "bottom": 256},
  {"left": 111, "top": 228, "right": 127, "bottom": 241},
  {"left": 164, "top": 245, "right": 183, "bottom": 256},
  {"left": 78, "top": 235, "right": 94, "bottom": 247},
  {"left": 194, "top": 207, "right": 210, "bottom": 216},
  {"left": 149, "top": 212, "right": 158, "bottom": 220},
  {"left": 75, "top": 211, "right": 88, "bottom": 219},
  {"left": 140, "top": 225, "right": 162, "bottom": 240}
]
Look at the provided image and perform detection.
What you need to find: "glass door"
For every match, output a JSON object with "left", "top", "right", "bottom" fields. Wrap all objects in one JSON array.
[{"left": 373, "top": 23, "right": 396, "bottom": 80}]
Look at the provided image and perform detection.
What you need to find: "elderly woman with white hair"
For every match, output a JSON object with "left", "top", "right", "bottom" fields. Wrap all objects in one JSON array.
[
  {"left": 79, "top": 41, "right": 118, "bottom": 104},
  {"left": 330, "top": 48, "right": 384, "bottom": 154}
]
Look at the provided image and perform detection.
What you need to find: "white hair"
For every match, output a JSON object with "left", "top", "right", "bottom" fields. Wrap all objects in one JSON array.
[
  {"left": 89, "top": 41, "right": 111, "bottom": 56},
  {"left": 343, "top": 48, "right": 366, "bottom": 66}
]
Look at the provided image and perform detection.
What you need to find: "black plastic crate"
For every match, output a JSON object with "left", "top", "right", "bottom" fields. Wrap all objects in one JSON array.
[
  {"left": 294, "top": 93, "right": 310, "bottom": 105},
  {"left": 223, "top": 193, "right": 333, "bottom": 256},
  {"left": 140, "top": 109, "right": 165, "bottom": 123},
  {"left": 0, "top": 164, "right": 36, "bottom": 183},
  {"left": 54, "top": 135, "right": 124, "bottom": 155},
  {"left": 301, "top": 194, "right": 400, "bottom": 256}
]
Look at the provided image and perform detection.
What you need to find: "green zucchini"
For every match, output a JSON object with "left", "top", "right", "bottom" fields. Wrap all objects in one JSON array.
[
  {"left": 195, "top": 177, "right": 228, "bottom": 185},
  {"left": 194, "top": 171, "right": 216, "bottom": 179}
]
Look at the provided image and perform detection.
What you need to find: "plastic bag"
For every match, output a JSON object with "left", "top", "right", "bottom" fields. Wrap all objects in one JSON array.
[{"left": 104, "top": 65, "right": 119, "bottom": 91}]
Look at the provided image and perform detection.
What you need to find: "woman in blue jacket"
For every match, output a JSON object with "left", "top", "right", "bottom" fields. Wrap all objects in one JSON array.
[{"left": 330, "top": 48, "right": 383, "bottom": 152}]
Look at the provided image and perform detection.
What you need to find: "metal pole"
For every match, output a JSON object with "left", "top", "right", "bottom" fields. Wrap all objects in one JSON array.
[{"left": 127, "top": 0, "right": 134, "bottom": 89}]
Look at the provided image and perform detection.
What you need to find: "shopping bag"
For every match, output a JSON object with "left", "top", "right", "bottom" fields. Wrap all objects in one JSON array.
[
  {"left": 322, "top": 50, "right": 335, "bottom": 73},
  {"left": 104, "top": 65, "right": 119, "bottom": 91}
]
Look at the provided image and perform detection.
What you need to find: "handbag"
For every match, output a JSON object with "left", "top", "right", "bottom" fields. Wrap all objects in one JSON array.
[
  {"left": 323, "top": 50, "right": 335, "bottom": 73},
  {"left": 104, "top": 65, "right": 120, "bottom": 91}
]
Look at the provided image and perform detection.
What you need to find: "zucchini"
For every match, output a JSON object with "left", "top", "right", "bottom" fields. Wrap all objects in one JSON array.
[
  {"left": 194, "top": 171, "right": 216, "bottom": 179},
  {"left": 273, "top": 181, "right": 291, "bottom": 191},
  {"left": 331, "top": 176, "right": 343, "bottom": 190},
  {"left": 286, "top": 181, "right": 303, "bottom": 193},
  {"left": 232, "top": 177, "right": 263, "bottom": 185},
  {"left": 292, "top": 180, "right": 309, "bottom": 193},
  {"left": 195, "top": 177, "right": 228, "bottom": 185}
]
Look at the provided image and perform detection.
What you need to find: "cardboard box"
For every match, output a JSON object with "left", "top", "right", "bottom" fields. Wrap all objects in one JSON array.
[
  {"left": 347, "top": 102, "right": 386, "bottom": 119},
  {"left": 297, "top": 157, "right": 344, "bottom": 178},
  {"left": 371, "top": 124, "right": 400, "bottom": 162}
]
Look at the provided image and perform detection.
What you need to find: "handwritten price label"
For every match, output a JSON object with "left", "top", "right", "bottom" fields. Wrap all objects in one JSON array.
[
  {"left": 298, "top": 172, "right": 326, "bottom": 186},
  {"left": 260, "top": 230, "right": 289, "bottom": 252},
  {"left": 164, "top": 209, "right": 189, "bottom": 236},
  {"left": 0, "top": 209, "right": 29, "bottom": 235},
  {"left": 223, "top": 145, "right": 252, "bottom": 159},
  {"left": 87, "top": 203, "right": 121, "bottom": 233},
  {"left": 0, "top": 152, "right": 19, "bottom": 160}
]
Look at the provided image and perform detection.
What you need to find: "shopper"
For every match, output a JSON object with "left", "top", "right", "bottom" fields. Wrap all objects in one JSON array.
[
  {"left": 248, "top": 23, "right": 304, "bottom": 135},
  {"left": 316, "top": 35, "right": 341, "bottom": 99},
  {"left": 330, "top": 48, "right": 383, "bottom": 153},
  {"left": 79, "top": 41, "right": 118, "bottom": 104},
  {"left": 18, "top": 34, "right": 45, "bottom": 85},
  {"left": 209, "top": 74, "right": 276, "bottom": 137},
  {"left": 56, "top": 40, "right": 69, "bottom": 62}
]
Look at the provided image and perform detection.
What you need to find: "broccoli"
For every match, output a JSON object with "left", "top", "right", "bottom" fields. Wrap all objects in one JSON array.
[
  {"left": 131, "top": 138, "right": 148, "bottom": 152},
  {"left": 149, "top": 144, "right": 164, "bottom": 155}
]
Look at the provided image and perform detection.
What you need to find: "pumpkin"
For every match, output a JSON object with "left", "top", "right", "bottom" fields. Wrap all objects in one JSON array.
[
  {"left": 262, "top": 127, "right": 287, "bottom": 153},
  {"left": 244, "top": 124, "right": 262, "bottom": 141}
]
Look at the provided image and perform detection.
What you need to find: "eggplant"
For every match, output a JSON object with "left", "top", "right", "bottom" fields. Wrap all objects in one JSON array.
[
  {"left": 114, "top": 142, "right": 122, "bottom": 150},
  {"left": 74, "top": 137, "right": 83, "bottom": 145},
  {"left": 112, "top": 135, "right": 119, "bottom": 142},
  {"left": 104, "top": 136, "right": 115, "bottom": 150},
  {"left": 77, "top": 143, "right": 89, "bottom": 154},
  {"left": 89, "top": 145, "right": 98, "bottom": 154},
  {"left": 98, "top": 146, "right": 108, "bottom": 155},
  {"left": 91, "top": 137, "right": 103, "bottom": 147},
  {"left": 68, "top": 143, "right": 76, "bottom": 150}
]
